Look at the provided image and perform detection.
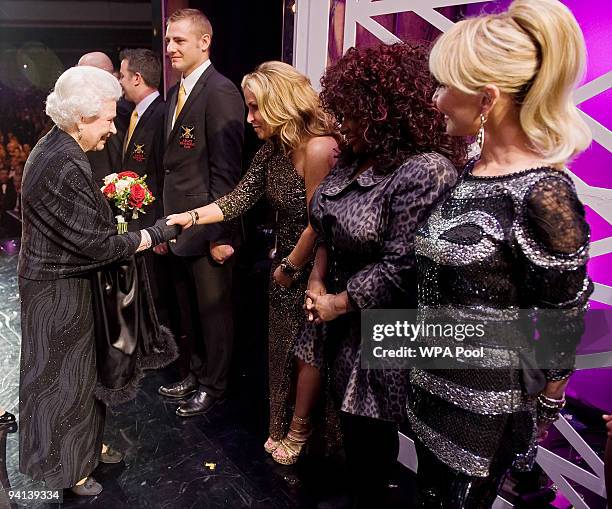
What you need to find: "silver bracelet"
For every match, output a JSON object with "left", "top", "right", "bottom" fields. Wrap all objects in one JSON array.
[
  {"left": 537, "top": 392, "right": 565, "bottom": 423},
  {"left": 538, "top": 393, "right": 566, "bottom": 408}
]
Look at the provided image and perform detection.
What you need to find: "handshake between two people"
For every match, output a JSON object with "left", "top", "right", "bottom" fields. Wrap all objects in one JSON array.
[{"left": 147, "top": 211, "right": 234, "bottom": 265}]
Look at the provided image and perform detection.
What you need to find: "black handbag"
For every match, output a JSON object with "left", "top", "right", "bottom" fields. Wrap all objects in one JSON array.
[
  {"left": 91, "top": 255, "right": 177, "bottom": 405},
  {"left": 518, "top": 349, "right": 547, "bottom": 396}
]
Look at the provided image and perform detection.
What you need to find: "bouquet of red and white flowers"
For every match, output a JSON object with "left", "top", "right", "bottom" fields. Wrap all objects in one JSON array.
[{"left": 101, "top": 171, "right": 155, "bottom": 233}]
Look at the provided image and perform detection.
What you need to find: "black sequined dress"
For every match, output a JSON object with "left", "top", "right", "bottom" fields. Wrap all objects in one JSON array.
[{"left": 408, "top": 162, "right": 592, "bottom": 477}]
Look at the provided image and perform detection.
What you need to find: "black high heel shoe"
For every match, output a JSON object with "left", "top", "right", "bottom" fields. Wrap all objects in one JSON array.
[
  {"left": 70, "top": 477, "right": 103, "bottom": 496},
  {"left": 0, "top": 412, "right": 15, "bottom": 426}
]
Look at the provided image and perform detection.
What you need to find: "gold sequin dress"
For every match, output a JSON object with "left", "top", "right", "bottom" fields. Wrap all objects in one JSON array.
[{"left": 216, "top": 140, "right": 324, "bottom": 441}]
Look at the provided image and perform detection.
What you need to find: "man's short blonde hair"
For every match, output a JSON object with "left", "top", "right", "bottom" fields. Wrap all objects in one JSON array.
[{"left": 167, "top": 8, "right": 213, "bottom": 38}]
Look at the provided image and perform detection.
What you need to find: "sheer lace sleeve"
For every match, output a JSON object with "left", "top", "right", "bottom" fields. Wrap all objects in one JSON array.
[
  {"left": 525, "top": 176, "right": 589, "bottom": 255},
  {"left": 516, "top": 174, "right": 593, "bottom": 381},
  {"left": 215, "top": 141, "right": 271, "bottom": 221}
]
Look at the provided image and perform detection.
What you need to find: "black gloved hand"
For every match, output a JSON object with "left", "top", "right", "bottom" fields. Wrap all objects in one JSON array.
[{"left": 144, "top": 217, "right": 181, "bottom": 246}]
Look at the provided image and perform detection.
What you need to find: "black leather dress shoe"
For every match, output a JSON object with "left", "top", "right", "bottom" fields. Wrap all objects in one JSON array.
[
  {"left": 176, "top": 390, "right": 224, "bottom": 417},
  {"left": 158, "top": 374, "right": 198, "bottom": 399}
]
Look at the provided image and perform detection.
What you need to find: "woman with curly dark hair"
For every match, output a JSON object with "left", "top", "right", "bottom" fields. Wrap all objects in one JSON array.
[{"left": 296, "top": 42, "right": 466, "bottom": 507}]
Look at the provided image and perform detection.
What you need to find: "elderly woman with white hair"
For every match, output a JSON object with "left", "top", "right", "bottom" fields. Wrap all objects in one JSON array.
[{"left": 18, "top": 66, "right": 179, "bottom": 496}]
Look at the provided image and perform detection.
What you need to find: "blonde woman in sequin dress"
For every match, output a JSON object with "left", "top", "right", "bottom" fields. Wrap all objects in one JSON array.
[
  {"left": 167, "top": 61, "right": 339, "bottom": 464},
  {"left": 408, "top": 1, "right": 593, "bottom": 506}
]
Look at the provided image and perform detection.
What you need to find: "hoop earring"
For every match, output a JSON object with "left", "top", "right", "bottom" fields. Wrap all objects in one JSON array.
[{"left": 476, "top": 114, "right": 487, "bottom": 150}]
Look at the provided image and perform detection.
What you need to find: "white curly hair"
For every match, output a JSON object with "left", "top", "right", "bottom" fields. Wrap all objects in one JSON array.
[{"left": 46, "top": 66, "right": 122, "bottom": 130}]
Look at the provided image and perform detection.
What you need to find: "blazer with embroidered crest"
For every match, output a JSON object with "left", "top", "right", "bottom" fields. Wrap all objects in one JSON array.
[
  {"left": 163, "top": 64, "right": 245, "bottom": 257},
  {"left": 122, "top": 95, "right": 165, "bottom": 229}
]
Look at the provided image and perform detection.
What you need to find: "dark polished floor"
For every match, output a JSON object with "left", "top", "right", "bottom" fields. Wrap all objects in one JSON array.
[{"left": 0, "top": 247, "right": 417, "bottom": 509}]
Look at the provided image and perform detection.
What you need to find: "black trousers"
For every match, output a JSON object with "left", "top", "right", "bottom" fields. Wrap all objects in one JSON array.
[
  {"left": 340, "top": 412, "right": 400, "bottom": 509},
  {"left": 171, "top": 251, "right": 234, "bottom": 398},
  {"left": 415, "top": 439, "right": 510, "bottom": 509}
]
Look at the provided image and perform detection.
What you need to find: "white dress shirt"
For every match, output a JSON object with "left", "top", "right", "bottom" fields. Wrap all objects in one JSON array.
[{"left": 133, "top": 90, "right": 161, "bottom": 128}]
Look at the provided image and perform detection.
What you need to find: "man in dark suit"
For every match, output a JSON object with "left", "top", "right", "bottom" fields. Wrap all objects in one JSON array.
[
  {"left": 118, "top": 48, "right": 165, "bottom": 229},
  {"left": 158, "top": 8, "right": 245, "bottom": 417},
  {"left": 118, "top": 48, "right": 176, "bottom": 329},
  {"left": 78, "top": 52, "right": 133, "bottom": 185}
]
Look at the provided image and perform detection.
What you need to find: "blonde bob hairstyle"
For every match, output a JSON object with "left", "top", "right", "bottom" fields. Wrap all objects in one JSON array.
[
  {"left": 429, "top": 0, "right": 591, "bottom": 167},
  {"left": 241, "top": 61, "right": 335, "bottom": 152}
]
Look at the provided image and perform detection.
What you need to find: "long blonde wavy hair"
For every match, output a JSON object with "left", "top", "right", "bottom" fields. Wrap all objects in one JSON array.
[
  {"left": 429, "top": 0, "right": 591, "bottom": 167},
  {"left": 241, "top": 61, "right": 335, "bottom": 153}
]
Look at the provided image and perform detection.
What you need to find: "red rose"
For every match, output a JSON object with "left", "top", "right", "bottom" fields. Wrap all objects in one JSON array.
[
  {"left": 102, "top": 182, "right": 116, "bottom": 197},
  {"left": 129, "top": 183, "right": 146, "bottom": 209},
  {"left": 117, "top": 171, "right": 139, "bottom": 179}
]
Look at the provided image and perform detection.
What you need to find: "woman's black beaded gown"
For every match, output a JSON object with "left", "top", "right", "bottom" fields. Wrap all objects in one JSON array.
[{"left": 408, "top": 162, "right": 592, "bottom": 477}]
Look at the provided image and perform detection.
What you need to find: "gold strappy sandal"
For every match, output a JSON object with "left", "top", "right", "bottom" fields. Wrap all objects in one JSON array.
[
  {"left": 264, "top": 436, "right": 281, "bottom": 454},
  {"left": 272, "top": 415, "right": 311, "bottom": 465}
]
